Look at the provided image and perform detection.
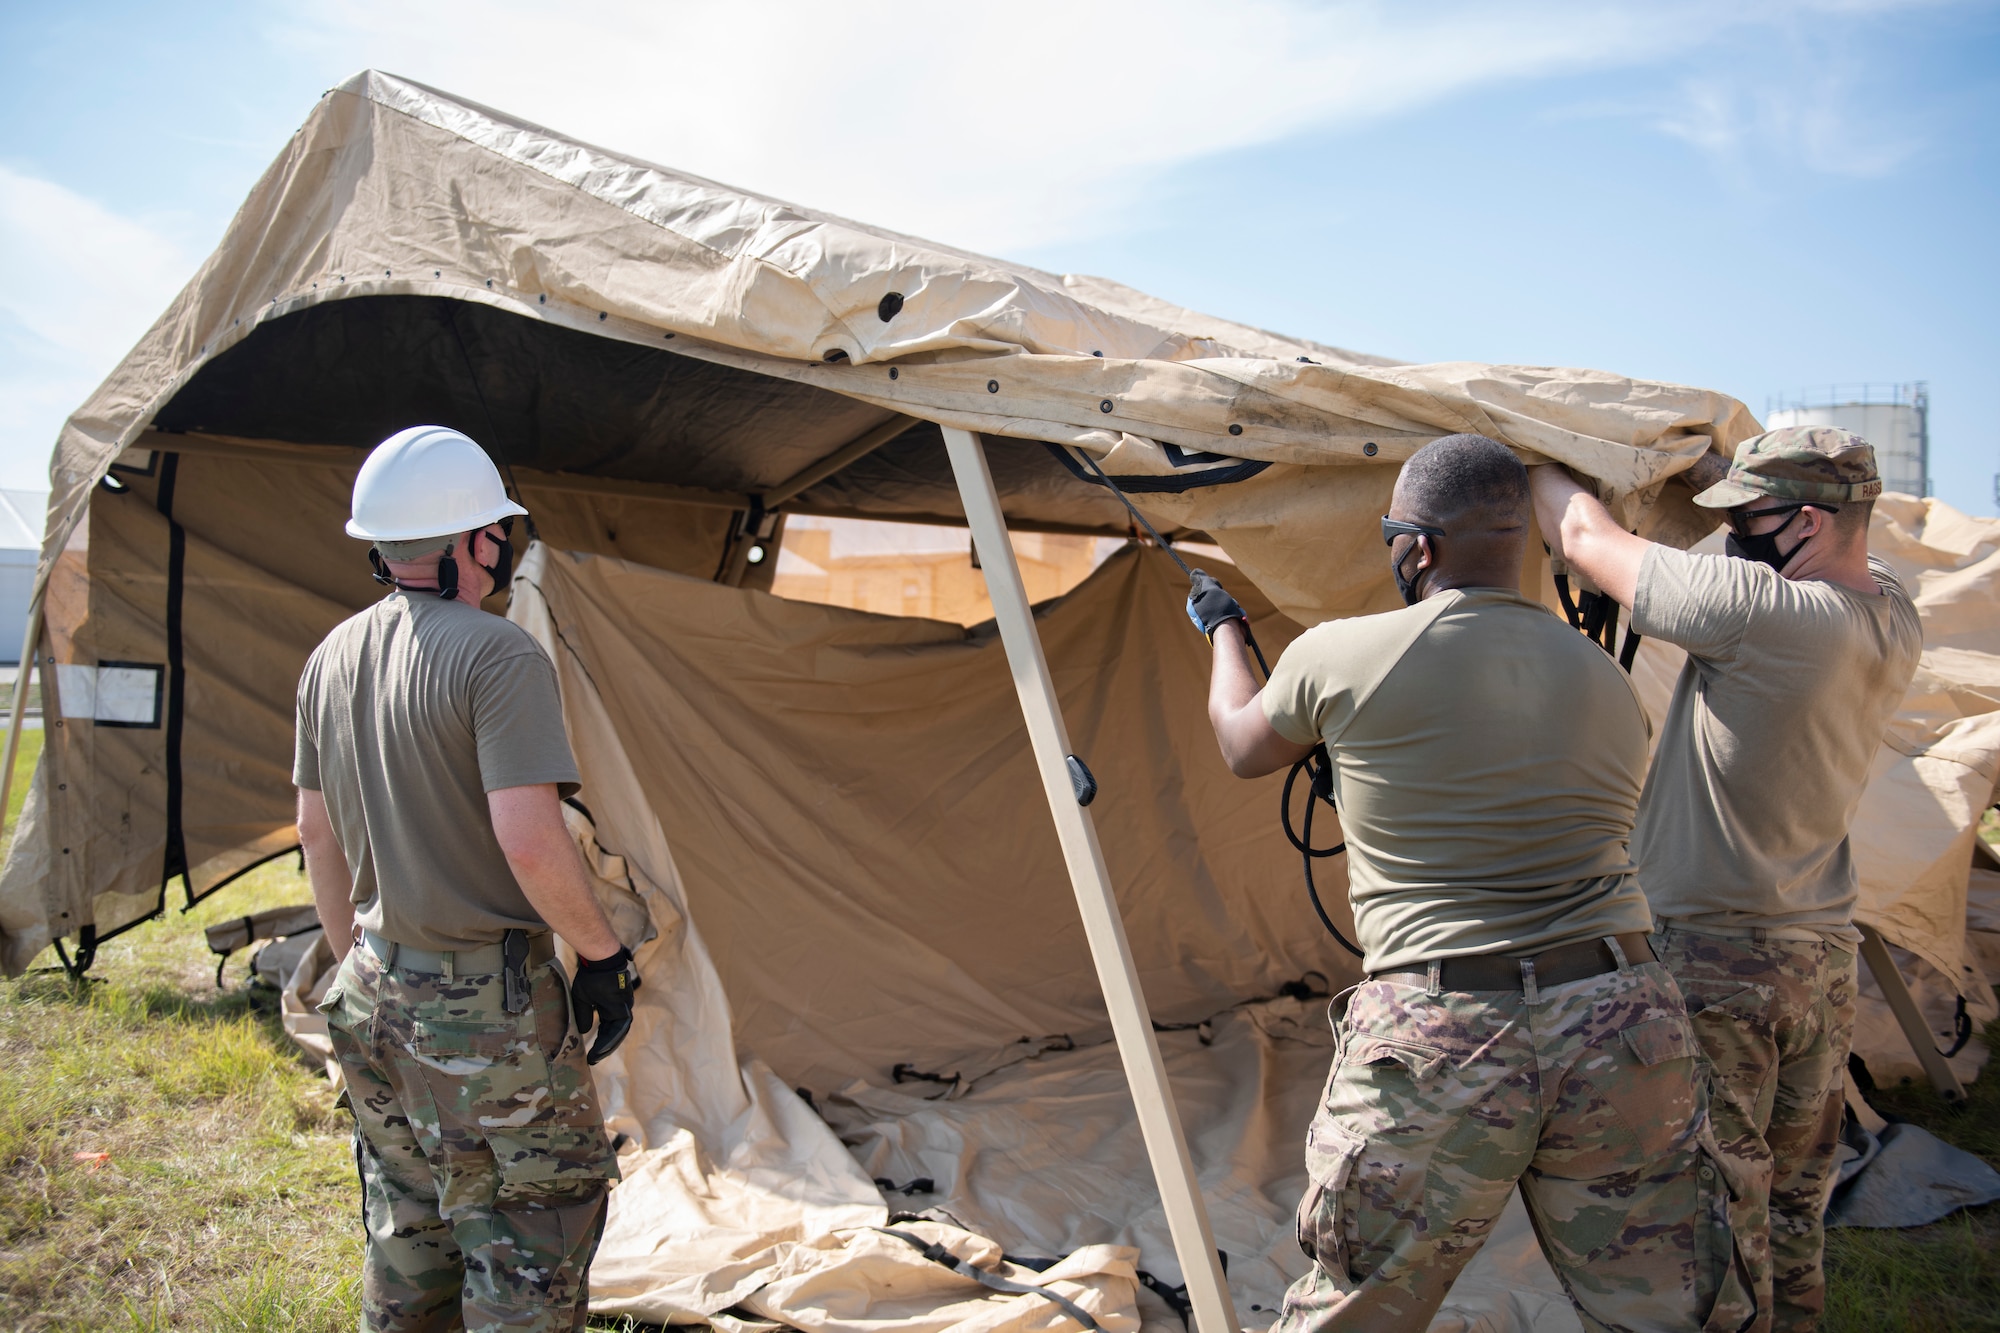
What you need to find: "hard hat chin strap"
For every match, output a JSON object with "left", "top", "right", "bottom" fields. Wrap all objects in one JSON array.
[{"left": 369, "top": 538, "right": 461, "bottom": 601}]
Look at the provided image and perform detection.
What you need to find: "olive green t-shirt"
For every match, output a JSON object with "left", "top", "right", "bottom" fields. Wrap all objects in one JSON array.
[
  {"left": 1631, "top": 549, "right": 1921, "bottom": 942},
  {"left": 1261, "top": 587, "right": 1654, "bottom": 973},
  {"left": 294, "top": 591, "right": 581, "bottom": 951}
]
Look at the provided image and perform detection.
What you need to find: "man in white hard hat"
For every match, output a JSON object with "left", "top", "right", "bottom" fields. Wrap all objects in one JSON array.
[
  {"left": 297, "top": 425, "right": 638, "bottom": 1331},
  {"left": 1531, "top": 428, "right": 1922, "bottom": 1332}
]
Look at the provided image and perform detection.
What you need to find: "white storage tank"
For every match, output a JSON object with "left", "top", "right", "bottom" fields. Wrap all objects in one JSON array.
[
  {"left": 0, "top": 491, "right": 43, "bottom": 666},
  {"left": 1766, "top": 383, "right": 1928, "bottom": 497}
]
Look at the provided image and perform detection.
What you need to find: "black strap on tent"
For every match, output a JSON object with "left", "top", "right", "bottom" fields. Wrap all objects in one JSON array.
[
  {"left": 1943, "top": 995, "right": 1972, "bottom": 1058},
  {"left": 157, "top": 453, "right": 191, "bottom": 905},
  {"left": 875, "top": 1228, "right": 1105, "bottom": 1333},
  {"left": 1554, "top": 563, "right": 1642, "bottom": 672},
  {"left": 1066, "top": 446, "right": 1363, "bottom": 958}
]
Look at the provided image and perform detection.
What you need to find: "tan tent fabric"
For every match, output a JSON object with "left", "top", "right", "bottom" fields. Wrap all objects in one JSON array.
[
  {"left": 499, "top": 542, "right": 1581, "bottom": 1327},
  {"left": 516, "top": 540, "right": 1350, "bottom": 1095},
  {"left": 6, "top": 63, "right": 1992, "bottom": 1333}
]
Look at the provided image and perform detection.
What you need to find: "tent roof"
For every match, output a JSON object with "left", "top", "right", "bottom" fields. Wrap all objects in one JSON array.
[{"left": 40, "top": 68, "right": 1755, "bottom": 593}]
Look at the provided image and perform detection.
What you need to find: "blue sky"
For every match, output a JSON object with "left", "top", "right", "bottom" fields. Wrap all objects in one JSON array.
[{"left": 3, "top": 1, "right": 1995, "bottom": 512}]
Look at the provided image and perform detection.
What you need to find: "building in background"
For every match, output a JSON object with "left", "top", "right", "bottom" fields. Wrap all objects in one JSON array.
[
  {"left": 773, "top": 516, "right": 1124, "bottom": 626},
  {"left": 0, "top": 492, "right": 45, "bottom": 665},
  {"left": 1767, "top": 383, "right": 1929, "bottom": 497}
]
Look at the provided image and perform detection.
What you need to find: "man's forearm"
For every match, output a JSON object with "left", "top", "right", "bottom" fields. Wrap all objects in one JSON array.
[
  {"left": 509, "top": 843, "right": 622, "bottom": 961},
  {"left": 489, "top": 784, "right": 622, "bottom": 960},
  {"left": 1528, "top": 465, "right": 1648, "bottom": 609},
  {"left": 1207, "top": 621, "right": 1262, "bottom": 726}
]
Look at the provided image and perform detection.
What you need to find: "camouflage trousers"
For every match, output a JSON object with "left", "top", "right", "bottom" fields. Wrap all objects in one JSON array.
[
  {"left": 1652, "top": 926, "right": 1858, "bottom": 1333},
  {"left": 1272, "top": 955, "right": 1754, "bottom": 1333},
  {"left": 321, "top": 941, "right": 621, "bottom": 1333}
]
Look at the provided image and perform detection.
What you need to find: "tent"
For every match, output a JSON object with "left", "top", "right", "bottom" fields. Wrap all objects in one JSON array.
[{"left": 2, "top": 70, "right": 1994, "bottom": 1332}]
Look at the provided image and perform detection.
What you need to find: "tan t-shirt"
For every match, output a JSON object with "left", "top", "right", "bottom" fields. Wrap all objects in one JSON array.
[
  {"left": 1631, "top": 549, "right": 1921, "bottom": 942},
  {"left": 1262, "top": 587, "right": 1654, "bottom": 972},
  {"left": 294, "top": 591, "right": 581, "bottom": 951}
]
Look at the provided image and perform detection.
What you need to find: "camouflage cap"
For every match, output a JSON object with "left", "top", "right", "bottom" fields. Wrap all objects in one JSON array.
[{"left": 1693, "top": 426, "right": 1883, "bottom": 509}]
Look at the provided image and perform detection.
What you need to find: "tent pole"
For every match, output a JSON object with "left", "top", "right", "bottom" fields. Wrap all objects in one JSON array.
[
  {"left": 0, "top": 594, "right": 44, "bottom": 846},
  {"left": 940, "top": 427, "right": 1240, "bottom": 1333},
  {"left": 1856, "top": 923, "right": 1966, "bottom": 1102}
]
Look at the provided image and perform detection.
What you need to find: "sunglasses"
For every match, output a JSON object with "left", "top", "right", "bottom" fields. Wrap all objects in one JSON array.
[
  {"left": 1724, "top": 502, "right": 1835, "bottom": 539},
  {"left": 1381, "top": 516, "right": 1446, "bottom": 546}
]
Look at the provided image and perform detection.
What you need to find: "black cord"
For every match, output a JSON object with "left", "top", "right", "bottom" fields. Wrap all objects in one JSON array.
[{"left": 1064, "top": 444, "right": 1363, "bottom": 957}]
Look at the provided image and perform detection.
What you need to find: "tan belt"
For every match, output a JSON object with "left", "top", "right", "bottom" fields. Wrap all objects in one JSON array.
[
  {"left": 1370, "top": 932, "right": 1656, "bottom": 992},
  {"left": 361, "top": 927, "right": 554, "bottom": 978}
]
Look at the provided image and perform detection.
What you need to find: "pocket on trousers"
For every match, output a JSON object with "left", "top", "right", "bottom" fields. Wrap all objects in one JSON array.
[
  {"left": 1296, "top": 1118, "right": 1366, "bottom": 1279},
  {"left": 407, "top": 1017, "right": 530, "bottom": 1078},
  {"left": 1622, "top": 1015, "right": 1697, "bottom": 1067},
  {"left": 1695, "top": 1145, "right": 1759, "bottom": 1333}
]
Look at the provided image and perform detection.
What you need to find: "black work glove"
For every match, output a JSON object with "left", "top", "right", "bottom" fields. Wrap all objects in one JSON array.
[
  {"left": 1186, "top": 569, "right": 1247, "bottom": 641},
  {"left": 571, "top": 945, "right": 640, "bottom": 1065}
]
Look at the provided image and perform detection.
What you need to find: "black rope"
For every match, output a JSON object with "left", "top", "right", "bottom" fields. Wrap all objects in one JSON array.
[
  {"left": 1068, "top": 445, "right": 1361, "bottom": 957},
  {"left": 876, "top": 1228, "right": 1105, "bottom": 1333},
  {"left": 1066, "top": 447, "right": 1194, "bottom": 578}
]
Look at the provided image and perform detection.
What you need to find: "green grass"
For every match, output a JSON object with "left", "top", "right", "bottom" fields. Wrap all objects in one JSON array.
[
  {"left": 0, "top": 860, "right": 360, "bottom": 1331},
  {"left": 1823, "top": 1020, "right": 2000, "bottom": 1333}
]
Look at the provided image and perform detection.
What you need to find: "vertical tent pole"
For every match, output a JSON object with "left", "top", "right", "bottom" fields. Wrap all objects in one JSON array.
[
  {"left": 0, "top": 595, "right": 44, "bottom": 841},
  {"left": 941, "top": 427, "right": 1241, "bottom": 1333},
  {"left": 1856, "top": 923, "right": 1966, "bottom": 1102}
]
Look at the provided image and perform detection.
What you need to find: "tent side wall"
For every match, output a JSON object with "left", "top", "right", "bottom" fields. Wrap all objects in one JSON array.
[{"left": 0, "top": 445, "right": 754, "bottom": 972}]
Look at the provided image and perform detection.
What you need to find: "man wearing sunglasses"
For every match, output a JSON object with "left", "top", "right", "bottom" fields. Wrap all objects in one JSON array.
[
  {"left": 1195, "top": 434, "right": 1741, "bottom": 1333},
  {"left": 297, "top": 425, "right": 638, "bottom": 1331},
  {"left": 1530, "top": 427, "right": 1921, "bottom": 1332}
]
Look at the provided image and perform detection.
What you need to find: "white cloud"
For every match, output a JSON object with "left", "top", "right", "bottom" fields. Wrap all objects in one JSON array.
[{"left": 0, "top": 165, "right": 193, "bottom": 486}]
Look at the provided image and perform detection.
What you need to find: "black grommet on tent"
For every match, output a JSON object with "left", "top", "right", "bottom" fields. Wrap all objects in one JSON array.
[
  {"left": 1297, "top": 355, "right": 1319, "bottom": 364},
  {"left": 878, "top": 292, "right": 904, "bottom": 322},
  {"left": 1092, "top": 350, "right": 1103, "bottom": 357},
  {"left": 539, "top": 294, "right": 546, "bottom": 304},
  {"left": 663, "top": 331, "right": 674, "bottom": 338},
  {"left": 889, "top": 367, "right": 899, "bottom": 380},
  {"left": 987, "top": 380, "right": 999, "bottom": 393},
  {"left": 1100, "top": 399, "right": 1113, "bottom": 413},
  {"left": 825, "top": 349, "right": 849, "bottom": 363},
  {"left": 1363, "top": 442, "right": 1378, "bottom": 456},
  {"left": 485, "top": 278, "right": 492, "bottom": 287},
  {"left": 599, "top": 311, "right": 607, "bottom": 321},
  {"left": 1228, "top": 424, "right": 1243, "bottom": 436}
]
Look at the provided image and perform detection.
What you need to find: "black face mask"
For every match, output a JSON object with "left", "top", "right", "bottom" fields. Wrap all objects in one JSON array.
[
  {"left": 482, "top": 532, "right": 514, "bottom": 590},
  {"left": 1391, "top": 537, "right": 1426, "bottom": 606},
  {"left": 1725, "top": 508, "right": 1805, "bottom": 573}
]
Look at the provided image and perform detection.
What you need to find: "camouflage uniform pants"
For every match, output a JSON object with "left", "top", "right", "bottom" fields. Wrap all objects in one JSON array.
[
  {"left": 1652, "top": 927, "right": 1858, "bottom": 1333},
  {"left": 321, "top": 942, "right": 621, "bottom": 1333},
  {"left": 1272, "top": 956, "right": 1753, "bottom": 1333}
]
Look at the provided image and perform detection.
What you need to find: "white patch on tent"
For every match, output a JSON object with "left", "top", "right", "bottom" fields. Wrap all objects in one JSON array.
[
  {"left": 54, "top": 663, "right": 162, "bottom": 726},
  {"left": 480, "top": 1086, "right": 550, "bottom": 1128}
]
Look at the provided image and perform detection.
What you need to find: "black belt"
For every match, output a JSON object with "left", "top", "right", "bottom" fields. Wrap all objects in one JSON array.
[{"left": 1371, "top": 932, "right": 1655, "bottom": 992}]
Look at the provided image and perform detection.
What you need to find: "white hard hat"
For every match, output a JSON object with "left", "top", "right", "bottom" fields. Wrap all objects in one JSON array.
[{"left": 346, "top": 425, "right": 528, "bottom": 543}]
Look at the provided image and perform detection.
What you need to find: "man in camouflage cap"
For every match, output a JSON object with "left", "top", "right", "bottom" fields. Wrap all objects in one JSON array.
[
  {"left": 1195, "top": 434, "right": 1749, "bottom": 1332},
  {"left": 1533, "top": 426, "right": 1921, "bottom": 1332}
]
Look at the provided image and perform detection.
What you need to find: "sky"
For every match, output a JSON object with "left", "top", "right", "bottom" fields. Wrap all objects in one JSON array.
[{"left": 2, "top": 1, "right": 1996, "bottom": 512}]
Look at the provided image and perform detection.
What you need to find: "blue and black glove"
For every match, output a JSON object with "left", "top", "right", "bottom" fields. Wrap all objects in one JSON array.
[
  {"left": 571, "top": 945, "right": 641, "bottom": 1065},
  {"left": 1186, "top": 569, "right": 1247, "bottom": 642}
]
